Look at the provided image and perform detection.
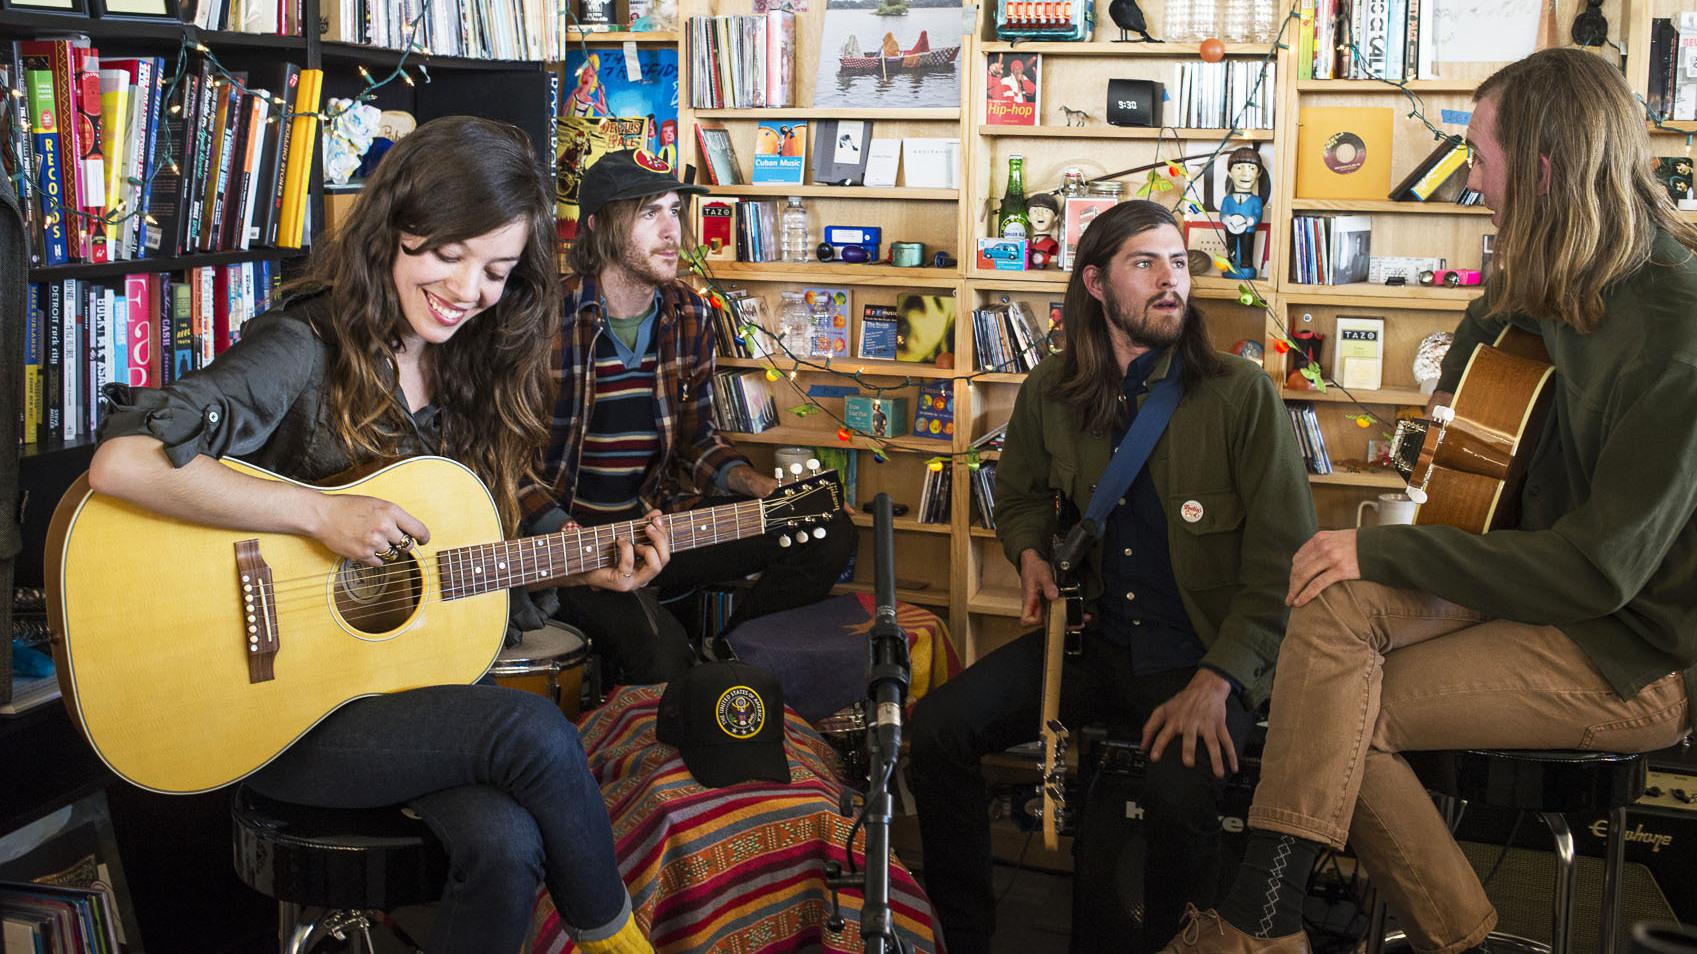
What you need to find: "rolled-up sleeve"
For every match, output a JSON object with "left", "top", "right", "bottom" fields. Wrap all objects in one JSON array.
[{"left": 98, "top": 313, "right": 320, "bottom": 467}]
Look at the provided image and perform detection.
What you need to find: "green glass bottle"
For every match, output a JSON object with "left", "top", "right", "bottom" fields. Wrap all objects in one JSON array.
[{"left": 997, "top": 154, "right": 1032, "bottom": 240}]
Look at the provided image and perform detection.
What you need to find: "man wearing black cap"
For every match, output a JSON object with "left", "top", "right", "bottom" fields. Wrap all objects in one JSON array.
[{"left": 522, "top": 150, "right": 854, "bottom": 684}]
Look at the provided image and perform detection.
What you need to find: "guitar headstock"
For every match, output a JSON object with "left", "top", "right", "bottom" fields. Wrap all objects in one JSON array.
[{"left": 761, "top": 460, "right": 844, "bottom": 547}]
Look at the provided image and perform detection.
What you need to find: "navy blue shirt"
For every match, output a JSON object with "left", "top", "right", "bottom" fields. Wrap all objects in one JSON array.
[{"left": 1094, "top": 348, "right": 1207, "bottom": 675}]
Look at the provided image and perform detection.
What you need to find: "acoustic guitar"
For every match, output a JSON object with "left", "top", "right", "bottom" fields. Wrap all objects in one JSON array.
[
  {"left": 1389, "top": 325, "right": 1555, "bottom": 533},
  {"left": 46, "top": 456, "right": 842, "bottom": 794}
]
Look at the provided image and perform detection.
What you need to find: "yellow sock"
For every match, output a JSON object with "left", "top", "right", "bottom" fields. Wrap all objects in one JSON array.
[{"left": 575, "top": 915, "right": 653, "bottom": 954}]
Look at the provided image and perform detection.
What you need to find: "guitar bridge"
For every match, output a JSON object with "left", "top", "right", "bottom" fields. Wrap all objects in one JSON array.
[{"left": 235, "top": 540, "right": 281, "bottom": 684}]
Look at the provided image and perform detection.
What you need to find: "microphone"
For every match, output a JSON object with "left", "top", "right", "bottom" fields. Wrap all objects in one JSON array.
[{"left": 867, "top": 493, "right": 910, "bottom": 760}]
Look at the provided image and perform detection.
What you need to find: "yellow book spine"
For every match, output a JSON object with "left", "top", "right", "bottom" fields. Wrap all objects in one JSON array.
[
  {"left": 1410, "top": 143, "right": 1469, "bottom": 200},
  {"left": 99, "top": 84, "right": 130, "bottom": 220},
  {"left": 278, "top": 69, "right": 323, "bottom": 248}
]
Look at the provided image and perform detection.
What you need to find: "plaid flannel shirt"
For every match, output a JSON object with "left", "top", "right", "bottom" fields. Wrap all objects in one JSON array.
[{"left": 520, "top": 274, "right": 750, "bottom": 530}]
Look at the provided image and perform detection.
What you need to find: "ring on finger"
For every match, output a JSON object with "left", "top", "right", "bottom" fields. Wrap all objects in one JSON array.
[
  {"left": 397, "top": 533, "right": 415, "bottom": 552},
  {"left": 379, "top": 545, "right": 402, "bottom": 562}
]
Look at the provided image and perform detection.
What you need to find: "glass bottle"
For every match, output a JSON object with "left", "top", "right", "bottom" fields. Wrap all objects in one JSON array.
[
  {"left": 1221, "top": 0, "right": 1252, "bottom": 41},
  {"left": 778, "top": 291, "right": 812, "bottom": 356},
  {"left": 1162, "top": 0, "right": 1194, "bottom": 42},
  {"left": 1060, "top": 167, "right": 1087, "bottom": 197},
  {"left": 997, "top": 154, "right": 1031, "bottom": 240},
  {"left": 1249, "top": 0, "right": 1277, "bottom": 42},
  {"left": 781, "top": 196, "right": 811, "bottom": 263},
  {"left": 1189, "top": 0, "right": 1218, "bottom": 43}
]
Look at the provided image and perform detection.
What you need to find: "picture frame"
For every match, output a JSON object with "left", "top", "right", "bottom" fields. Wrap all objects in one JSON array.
[
  {"left": 0, "top": 0, "right": 90, "bottom": 16},
  {"left": 89, "top": 0, "right": 174, "bottom": 16},
  {"left": 693, "top": 123, "right": 743, "bottom": 186}
]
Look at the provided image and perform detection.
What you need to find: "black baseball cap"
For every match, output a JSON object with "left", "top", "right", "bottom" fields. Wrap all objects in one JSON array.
[
  {"left": 576, "top": 149, "right": 708, "bottom": 222},
  {"left": 657, "top": 662, "right": 791, "bottom": 788}
]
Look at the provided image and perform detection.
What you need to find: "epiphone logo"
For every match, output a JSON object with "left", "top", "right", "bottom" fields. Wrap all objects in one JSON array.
[{"left": 1589, "top": 818, "right": 1675, "bottom": 853}]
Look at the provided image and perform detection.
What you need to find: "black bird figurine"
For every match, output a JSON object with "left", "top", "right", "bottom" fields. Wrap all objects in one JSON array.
[{"left": 1108, "top": 0, "right": 1161, "bottom": 42}]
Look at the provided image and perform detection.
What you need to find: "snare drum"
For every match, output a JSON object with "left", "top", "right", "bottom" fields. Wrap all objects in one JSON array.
[{"left": 489, "top": 621, "right": 588, "bottom": 718}]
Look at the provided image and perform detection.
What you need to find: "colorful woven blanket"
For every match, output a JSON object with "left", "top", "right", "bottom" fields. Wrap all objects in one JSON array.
[{"left": 528, "top": 684, "right": 938, "bottom": 953}]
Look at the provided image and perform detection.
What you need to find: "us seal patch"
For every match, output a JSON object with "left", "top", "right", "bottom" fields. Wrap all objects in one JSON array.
[{"left": 715, "top": 686, "right": 765, "bottom": 739}]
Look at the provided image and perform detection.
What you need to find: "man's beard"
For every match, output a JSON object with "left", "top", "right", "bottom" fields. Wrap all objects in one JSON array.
[
  {"left": 618, "top": 244, "right": 677, "bottom": 286},
  {"left": 1102, "top": 283, "right": 1186, "bottom": 350}
]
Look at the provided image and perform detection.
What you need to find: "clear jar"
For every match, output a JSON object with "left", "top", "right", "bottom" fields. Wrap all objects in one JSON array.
[
  {"left": 1087, "top": 180, "right": 1126, "bottom": 199},
  {"left": 1162, "top": 0, "right": 1194, "bottom": 42},
  {"left": 781, "top": 196, "right": 811, "bottom": 263},
  {"left": 1221, "top": 0, "right": 1252, "bottom": 41},
  {"left": 778, "top": 291, "right": 812, "bottom": 357},
  {"left": 1189, "top": 0, "right": 1218, "bottom": 42}
]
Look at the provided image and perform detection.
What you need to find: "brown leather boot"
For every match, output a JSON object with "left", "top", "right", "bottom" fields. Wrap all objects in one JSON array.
[{"left": 1158, "top": 905, "right": 1311, "bottom": 954}]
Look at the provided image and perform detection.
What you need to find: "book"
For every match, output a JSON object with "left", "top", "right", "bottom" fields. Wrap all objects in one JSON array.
[
  {"left": 858, "top": 303, "right": 899, "bottom": 359},
  {"left": 896, "top": 293, "right": 956, "bottom": 363},
  {"left": 911, "top": 380, "right": 954, "bottom": 439},
  {"left": 811, "top": 119, "right": 870, "bottom": 185},
  {"left": 863, "top": 138, "right": 901, "bottom": 188},
  {"left": 901, "top": 137, "right": 959, "bottom": 188},
  {"left": 697, "top": 195, "right": 739, "bottom": 260},
  {"left": 984, "top": 52, "right": 1040, "bottom": 126},
  {"left": 751, "top": 119, "right": 806, "bottom": 184},
  {"left": 1333, "top": 315, "right": 1385, "bottom": 390},
  {"left": 1295, "top": 106, "right": 1394, "bottom": 200},
  {"left": 694, "top": 122, "right": 742, "bottom": 185}
]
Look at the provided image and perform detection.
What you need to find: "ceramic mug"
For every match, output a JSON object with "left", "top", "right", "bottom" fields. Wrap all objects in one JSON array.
[{"left": 1357, "top": 492, "right": 1417, "bottom": 527}]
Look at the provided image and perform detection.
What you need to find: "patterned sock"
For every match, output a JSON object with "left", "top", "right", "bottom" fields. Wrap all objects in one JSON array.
[
  {"left": 1216, "top": 830, "right": 1324, "bottom": 938},
  {"left": 575, "top": 916, "right": 655, "bottom": 954}
]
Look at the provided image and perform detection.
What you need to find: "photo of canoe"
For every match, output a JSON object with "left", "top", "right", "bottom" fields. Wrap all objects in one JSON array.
[{"left": 811, "top": 0, "right": 962, "bottom": 108}]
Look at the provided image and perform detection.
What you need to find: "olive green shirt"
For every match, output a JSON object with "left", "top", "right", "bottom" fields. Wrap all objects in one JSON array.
[
  {"left": 993, "top": 348, "right": 1317, "bottom": 705},
  {"left": 1359, "top": 230, "right": 1697, "bottom": 726}
]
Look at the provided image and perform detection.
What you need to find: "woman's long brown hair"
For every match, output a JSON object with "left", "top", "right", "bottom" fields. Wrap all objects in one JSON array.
[
  {"left": 291, "top": 116, "right": 559, "bottom": 532},
  {"left": 1474, "top": 49, "right": 1697, "bottom": 331},
  {"left": 1048, "top": 200, "right": 1224, "bottom": 435}
]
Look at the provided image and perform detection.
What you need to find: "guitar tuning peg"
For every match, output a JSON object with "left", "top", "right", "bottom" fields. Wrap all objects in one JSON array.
[
  {"left": 806, "top": 457, "right": 820, "bottom": 471},
  {"left": 773, "top": 467, "right": 785, "bottom": 482},
  {"left": 793, "top": 530, "right": 807, "bottom": 544},
  {"left": 789, "top": 462, "right": 804, "bottom": 475},
  {"left": 778, "top": 534, "right": 793, "bottom": 548},
  {"left": 812, "top": 527, "right": 827, "bottom": 540}
]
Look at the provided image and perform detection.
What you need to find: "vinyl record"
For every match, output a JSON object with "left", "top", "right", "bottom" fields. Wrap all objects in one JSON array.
[{"left": 1323, "top": 131, "right": 1368, "bottom": 175}]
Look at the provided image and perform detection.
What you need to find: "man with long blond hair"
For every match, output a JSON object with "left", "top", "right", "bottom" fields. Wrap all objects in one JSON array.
[{"left": 1164, "top": 47, "right": 1697, "bottom": 954}]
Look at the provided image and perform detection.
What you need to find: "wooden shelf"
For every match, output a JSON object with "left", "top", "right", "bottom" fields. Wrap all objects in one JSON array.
[
  {"left": 723, "top": 425, "right": 951, "bottom": 454},
  {"left": 1283, "top": 386, "right": 1430, "bottom": 406},
  {"left": 1290, "top": 198, "right": 1494, "bottom": 215},
  {"left": 702, "top": 184, "right": 960, "bottom": 200},
  {"left": 966, "top": 270, "right": 1254, "bottom": 302},
  {"left": 1297, "top": 79, "right": 1479, "bottom": 92},
  {"left": 969, "top": 526, "right": 999, "bottom": 539},
  {"left": 1649, "top": 121, "right": 1697, "bottom": 135},
  {"left": 706, "top": 262, "right": 962, "bottom": 286},
  {"left": 1308, "top": 471, "right": 1407, "bottom": 489},
  {"left": 20, "top": 434, "right": 98, "bottom": 461},
  {"left": 971, "top": 372, "right": 1028, "bottom": 384},
  {"left": 849, "top": 513, "right": 954, "bottom": 535},
  {"left": 980, "top": 40, "right": 1268, "bottom": 56},
  {"left": 1280, "top": 284, "right": 1476, "bottom": 310},
  {"left": 28, "top": 247, "right": 307, "bottom": 282},
  {"left": 718, "top": 356, "right": 958, "bottom": 379},
  {"left": 834, "top": 581, "right": 952, "bottom": 608},
  {"left": 563, "top": 30, "right": 678, "bottom": 43},
  {"left": 968, "top": 585, "right": 1024, "bottom": 618},
  {"left": 980, "top": 125, "right": 1274, "bottom": 140},
  {"left": 693, "top": 107, "right": 959, "bottom": 120},
  {"left": 0, "top": 13, "right": 308, "bottom": 50}
]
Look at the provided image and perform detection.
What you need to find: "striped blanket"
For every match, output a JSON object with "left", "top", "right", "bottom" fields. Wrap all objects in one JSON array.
[{"left": 529, "top": 685, "right": 938, "bottom": 954}]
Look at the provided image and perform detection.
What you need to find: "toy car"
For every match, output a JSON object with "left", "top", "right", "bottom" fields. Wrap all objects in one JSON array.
[{"left": 1419, "top": 268, "right": 1484, "bottom": 288}]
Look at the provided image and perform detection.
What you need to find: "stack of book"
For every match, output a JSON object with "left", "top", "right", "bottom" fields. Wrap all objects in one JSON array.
[
  {"left": 321, "top": 0, "right": 577, "bottom": 61},
  {"left": 1290, "top": 214, "right": 1371, "bottom": 285},
  {"left": 1646, "top": 15, "right": 1697, "bottom": 121},
  {"left": 970, "top": 461, "right": 999, "bottom": 530},
  {"left": 735, "top": 199, "right": 781, "bottom": 263},
  {"left": 22, "top": 263, "right": 284, "bottom": 445},
  {"left": 184, "top": 0, "right": 306, "bottom": 34},
  {"left": 1298, "top": 0, "right": 1438, "bottom": 82},
  {"left": 1285, "top": 401, "right": 1333, "bottom": 475},
  {"left": 688, "top": 11, "right": 798, "bottom": 109},
  {"left": 1167, "top": 61, "right": 1276, "bottom": 129},
  {"left": 917, "top": 463, "right": 952, "bottom": 525},
  {"left": 711, "top": 370, "right": 778, "bottom": 434},
  {"left": 1390, "top": 135, "right": 1481, "bottom": 204},
  {"left": 1, "top": 46, "right": 324, "bottom": 267},
  {"left": 716, "top": 291, "right": 773, "bottom": 359},
  {"left": 972, "top": 301, "right": 1050, "bottom": 374}
]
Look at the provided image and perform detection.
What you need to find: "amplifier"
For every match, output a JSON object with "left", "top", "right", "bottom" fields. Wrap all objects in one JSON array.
[{"left": 1068, "top": 729, "right": 1262, "bottom": 953}]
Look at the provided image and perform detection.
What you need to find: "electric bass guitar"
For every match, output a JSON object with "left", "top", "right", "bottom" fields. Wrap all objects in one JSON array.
[
  {"left": 1037, "top": 540, "right": 1085, "bottom": 851},
  {"left": 46, "top": 456, "right": 842, "bottom": 794},
  {"left": 1389, "top": 325, "right": 1554, "bottom": 533}
]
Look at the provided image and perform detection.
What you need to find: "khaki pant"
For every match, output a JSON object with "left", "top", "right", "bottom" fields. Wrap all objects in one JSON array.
[{"left": 1249, "top": 581, "right": 1690, "bottom": 954}]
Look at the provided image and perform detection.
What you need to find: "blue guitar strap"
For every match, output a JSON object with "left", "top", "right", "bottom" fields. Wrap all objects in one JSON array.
[{"left": 1076, "top": 351, "right": 1184, "bottom": 551}]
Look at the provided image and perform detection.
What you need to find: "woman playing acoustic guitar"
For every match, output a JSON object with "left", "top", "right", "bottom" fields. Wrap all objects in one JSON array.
[{"left": 87, "top": 116, "right": 661, "bottom": 954}]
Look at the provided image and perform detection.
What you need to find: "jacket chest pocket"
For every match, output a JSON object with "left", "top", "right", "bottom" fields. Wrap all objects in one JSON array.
[{"left": 1170, "top": 490, "right": 1245, "bottom": 588}]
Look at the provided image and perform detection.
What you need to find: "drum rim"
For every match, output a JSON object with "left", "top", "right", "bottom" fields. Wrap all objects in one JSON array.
[{"left": 493, "top": 621, "right": 588, "bottom": 669}]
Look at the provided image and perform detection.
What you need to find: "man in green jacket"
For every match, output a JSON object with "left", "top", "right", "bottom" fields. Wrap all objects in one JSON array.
[
  {"left": 1167, "top": 49, "right": 1696, "bottom": 954},
  {"left": 908, "top": 200, "right": 1315, "bottom": 954}
]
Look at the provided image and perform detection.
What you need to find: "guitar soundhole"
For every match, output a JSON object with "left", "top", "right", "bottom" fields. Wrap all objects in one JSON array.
[{"left": 333, "top": 554, "right": 423, "bottom": 635}]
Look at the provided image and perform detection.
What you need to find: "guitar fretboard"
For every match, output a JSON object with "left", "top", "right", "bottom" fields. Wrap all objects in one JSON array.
[{"left": 436, "top": 500, "right": 768, "bottom": 600}]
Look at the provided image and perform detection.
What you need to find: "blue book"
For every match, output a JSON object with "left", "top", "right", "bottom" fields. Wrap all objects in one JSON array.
[{"left": 751, "top": 120, "right": 806, "bottom": 185}]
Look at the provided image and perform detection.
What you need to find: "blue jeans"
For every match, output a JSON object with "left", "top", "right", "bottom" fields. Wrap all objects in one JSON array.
[{"left": 247, "top": 684, "right": 629, "bottom": 953}]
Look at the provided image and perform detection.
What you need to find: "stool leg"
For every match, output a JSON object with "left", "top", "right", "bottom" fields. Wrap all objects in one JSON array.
[
  {"left": 1540, "top": 813, "right": 1577, "bottom": 954},
  {"left": 1364, "top": 886, "right": 1389, "bottom": 954},
  {"left": 1600, "top": 805, "right": 1628, "bottom": 954},
  {"left": 279, "top": 902, "right": 315, "bottom": 954}
]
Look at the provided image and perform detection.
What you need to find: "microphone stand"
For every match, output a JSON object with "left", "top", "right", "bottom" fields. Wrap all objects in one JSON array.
[{"left": 828, "top": 493, "right": 910, "bottom": 954}]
